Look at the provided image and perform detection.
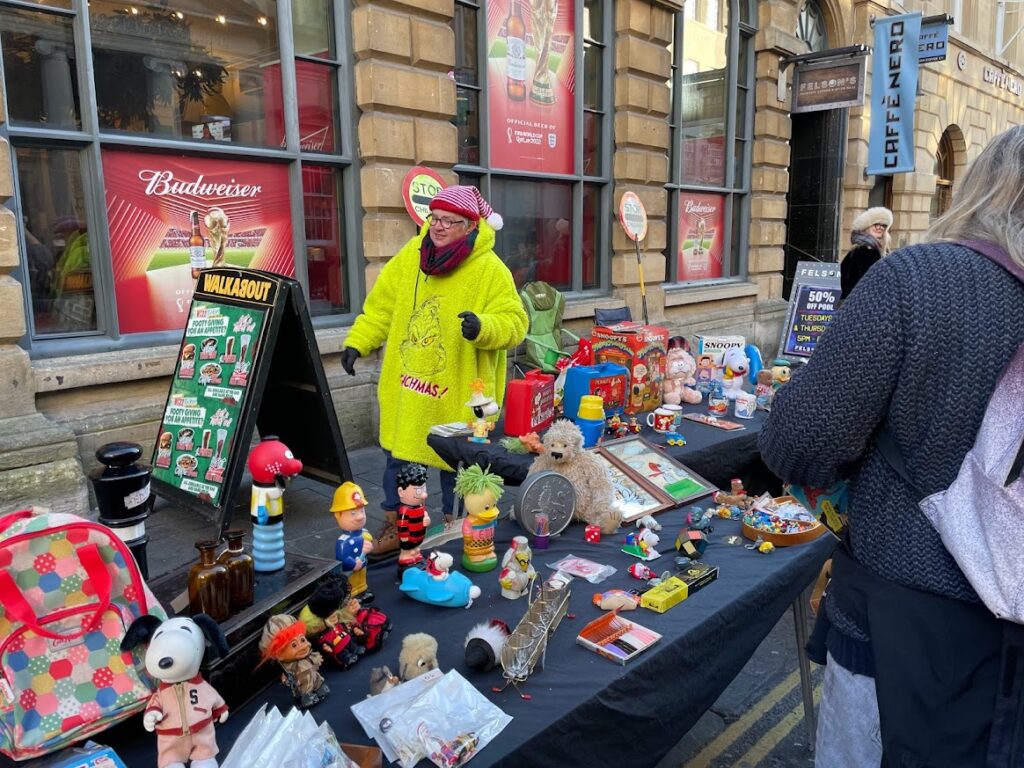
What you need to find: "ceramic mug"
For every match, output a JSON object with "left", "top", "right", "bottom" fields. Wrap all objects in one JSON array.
[
  {"left": 734, "top": 391, "right": 757, "bottom": 419},
  {"left": 660, "top": 402, "right": 683, "bottom": 427},
  {"left": 646, "top": 407, "right": 676, "bottom": 433}
]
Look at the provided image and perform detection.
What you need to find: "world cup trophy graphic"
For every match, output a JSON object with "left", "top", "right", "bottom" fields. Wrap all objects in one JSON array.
[{"left": 529, "top": 0, "right": 558, "bottom": 105}]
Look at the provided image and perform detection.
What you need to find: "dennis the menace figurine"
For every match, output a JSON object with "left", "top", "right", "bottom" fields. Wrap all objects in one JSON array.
[
  {"left": 332, "top": 481, "right": 375, "bottom": 604},
  {"left": 397, "top": 463, "right": 431, "bottom": 576},
  {"left": 248, "top": 436, "right": 303, "bottom": 573}
]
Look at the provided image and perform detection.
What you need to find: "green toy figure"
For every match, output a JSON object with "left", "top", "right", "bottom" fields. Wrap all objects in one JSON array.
[{"left": 455, "top": 465, "right": 504, "bottom": 573}]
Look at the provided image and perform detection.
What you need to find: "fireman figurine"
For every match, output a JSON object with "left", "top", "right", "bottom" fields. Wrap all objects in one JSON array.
[
  {"left": 248, "top": 436, "right": 303, "bottom": 573},
  {"left": 332, "top": 481, "right": 376, "bottom": 604}
]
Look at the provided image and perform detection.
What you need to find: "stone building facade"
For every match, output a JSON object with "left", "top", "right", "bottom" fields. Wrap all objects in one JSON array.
[{"left": 0, "top": 0, "right": 1020, "bottom": 514}]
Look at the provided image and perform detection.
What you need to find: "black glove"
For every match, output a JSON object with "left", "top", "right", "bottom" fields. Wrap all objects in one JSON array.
[
  {"left": 341, "top": 347, "right": 360, "bottom": 376},
  {"left": 458, "top": 311, "right": 481, "bottom": 341}
]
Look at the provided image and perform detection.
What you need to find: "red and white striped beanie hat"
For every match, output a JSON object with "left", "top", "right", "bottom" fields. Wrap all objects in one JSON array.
[{"left": 429, "top": 185, "right": 504, "bottom": 230}]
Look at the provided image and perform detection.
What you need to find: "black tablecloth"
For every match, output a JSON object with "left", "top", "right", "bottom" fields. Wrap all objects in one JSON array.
[
  {"left": 92, "top": 505, "right": 833, "bottom": 768},
  {"left": 428, "top": 403, "right": 781, "bottom": 494}
]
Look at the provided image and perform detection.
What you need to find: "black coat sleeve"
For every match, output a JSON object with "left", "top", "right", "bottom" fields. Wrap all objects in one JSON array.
[{"left": 840, "top": 245, "right": 881, "bottom": 298}]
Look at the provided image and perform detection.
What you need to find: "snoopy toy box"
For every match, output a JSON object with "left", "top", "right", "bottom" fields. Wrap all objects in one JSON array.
[{"left": 592, "top": 322, "right": 669, "bottom": 415}]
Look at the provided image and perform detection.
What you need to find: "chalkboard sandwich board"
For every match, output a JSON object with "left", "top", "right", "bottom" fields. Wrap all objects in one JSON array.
[
  {"left": 777, "top": 261, "right": 841, "bottom": 361},
  {"left": 151, "top": 267, "right": 351, "bottom": 535}
]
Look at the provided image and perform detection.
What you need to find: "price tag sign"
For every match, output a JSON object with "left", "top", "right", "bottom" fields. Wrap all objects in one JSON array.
[
  {"left": 778, "top": 261, "right": 841, "bottom": 360},
  {"left": 402, "top": 166, "right": 448, "bottom": 227},
  {"left": 618, "top": 191, "right": 648, "bottom": 242}
]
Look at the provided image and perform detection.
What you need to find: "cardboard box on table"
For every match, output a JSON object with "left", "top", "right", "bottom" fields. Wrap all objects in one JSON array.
[
  {"left": 592, "top": 322, "right": 669, "bottom": 414},
  {"left": 694, "top": 334, "right": 745, "bottom": 384}
]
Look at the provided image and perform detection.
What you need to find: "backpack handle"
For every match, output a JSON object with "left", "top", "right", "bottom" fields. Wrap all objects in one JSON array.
[
  {"left": 0, "top": 543, "right": 113, "bottom": 641},
  {"left": 0, "top": 509, "right": 35, "bottom": 536}
]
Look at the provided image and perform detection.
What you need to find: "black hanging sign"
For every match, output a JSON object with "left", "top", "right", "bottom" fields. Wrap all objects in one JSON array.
[{"left": 150, "top": 268, "right": 351, "bottom": 534}]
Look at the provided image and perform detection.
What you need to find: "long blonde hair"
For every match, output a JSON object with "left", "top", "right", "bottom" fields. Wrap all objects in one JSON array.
[{"left": 927, "top": 125, "right": 1024, "bottom": 268}]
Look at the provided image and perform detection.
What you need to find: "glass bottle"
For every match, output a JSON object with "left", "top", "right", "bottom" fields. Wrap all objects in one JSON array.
[
  {"left": 189, "top": 210, "right": 206, "bottom": 279},
  {"left": 505, "top": 0, "right": 527, "bottom": 101},
  {"left": 188, "top": 539, "right": 229, "bottom": 622},
  {"left": 217, "top": 529, "right": 255, "bottom": 612}
]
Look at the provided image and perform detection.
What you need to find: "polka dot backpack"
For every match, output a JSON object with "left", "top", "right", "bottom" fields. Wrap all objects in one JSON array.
[{"left": 0, "top": 508, "right": 166, "bottom": 760}]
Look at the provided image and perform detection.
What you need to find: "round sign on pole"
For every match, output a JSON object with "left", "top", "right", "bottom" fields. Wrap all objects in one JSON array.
[
  {"left": 402, "top": 166, "right": 448, "bottom": 227},
  {"left": 618, "top": 191, "right": 648, "bottom": 242}
]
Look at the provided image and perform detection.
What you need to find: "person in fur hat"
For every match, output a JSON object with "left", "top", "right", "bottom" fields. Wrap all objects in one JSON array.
[
  {"left": 841, "top": 206, "right": 893, "bottom": 299},
  {"left": 340, "top": 185, "right": 528, "bottom": 561}
]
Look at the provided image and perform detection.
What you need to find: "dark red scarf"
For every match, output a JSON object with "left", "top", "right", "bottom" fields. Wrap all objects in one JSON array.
[{"left": 419, "top": 229, "right": 478, "bottom": 276}]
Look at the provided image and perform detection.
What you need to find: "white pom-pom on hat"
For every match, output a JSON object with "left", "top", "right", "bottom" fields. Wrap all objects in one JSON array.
[{"left": 430, "top": 185, "right": 503, "bottom": 230}]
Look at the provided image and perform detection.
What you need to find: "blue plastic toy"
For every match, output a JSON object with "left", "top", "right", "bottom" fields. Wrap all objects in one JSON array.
[
  {"left": 664, "top": 432, "right": 686, "bottom": 446},
  {"left": 399, "top": 551, "right": 482, "bottom": 608}
]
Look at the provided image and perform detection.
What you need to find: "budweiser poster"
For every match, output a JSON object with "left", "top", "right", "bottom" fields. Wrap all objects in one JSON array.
[
  {"left": 486, "top": 0, "right": 575, "bottom": 175},
  {"left": 102, "top": 149, "right": 295, "bottom": 334},
  {"left": 678, "top": 192, "right": 725, "bottom": 281}
]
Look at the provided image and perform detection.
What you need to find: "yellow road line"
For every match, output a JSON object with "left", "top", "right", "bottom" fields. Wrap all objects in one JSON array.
[
  {"left": 736, "top": 683, "right": 822, "bottom": 765},
  {"left": 683, "top": 670, "right": 801, "bottom": 768}
]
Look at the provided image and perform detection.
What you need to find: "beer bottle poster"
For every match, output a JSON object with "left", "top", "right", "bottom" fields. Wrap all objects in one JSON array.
[
  {"left": 487, "top": 0, "right": 575, "bottom": 175},
  {"left": 101, "top": 148, "right": 295, "bottom": 335},
  {"left": 151, "top": 285, "right": 272, "bottom": 504},
  {"left": 678, "top": 192, "right": 725, "bottom": 281}
]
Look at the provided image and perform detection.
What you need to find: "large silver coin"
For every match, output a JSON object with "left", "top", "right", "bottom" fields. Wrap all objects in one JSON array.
[{"left": 514, "top": 470, "right": 575, "bottom": 536}]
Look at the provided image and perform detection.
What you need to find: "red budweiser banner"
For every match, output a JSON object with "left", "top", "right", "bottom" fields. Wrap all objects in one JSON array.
[
  {"left": 678, "top": 192, "right": 725, "bottom": 281},
  {"left": 486, "top": 0, "right": 575, "bottom": 175},
  {"left": 102, "top": 149, "right": 295, "bottom": 334}
]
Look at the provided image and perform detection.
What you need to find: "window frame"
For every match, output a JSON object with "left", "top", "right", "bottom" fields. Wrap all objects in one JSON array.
[
  {"left": 665, "top": 0, "right": 756, "bottom": 288},
  {"left": 452, "top": 0, "right": 613, "bottom": 295},
  {"left": 0, "top": 0, "right": 362, "bottom": 357}
]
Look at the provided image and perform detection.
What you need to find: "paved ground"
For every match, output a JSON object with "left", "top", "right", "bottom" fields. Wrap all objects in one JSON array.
[{"left": 145, "top": 444, "right": 822, "bottom": 767}]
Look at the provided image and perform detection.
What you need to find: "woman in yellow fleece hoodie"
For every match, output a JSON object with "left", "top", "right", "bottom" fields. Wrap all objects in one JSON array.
[{"left": 341, "top": 186, "right": 528, "bottom": 554}]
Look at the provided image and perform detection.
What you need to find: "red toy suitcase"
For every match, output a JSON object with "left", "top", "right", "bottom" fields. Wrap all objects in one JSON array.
[{"left": 504, "top": 370, "right": 555, "bottom": 437}]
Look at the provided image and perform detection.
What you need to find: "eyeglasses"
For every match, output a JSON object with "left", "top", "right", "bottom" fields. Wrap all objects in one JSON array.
[
  {"left": 870, "top": 223, "right": 888, "bottom": 231},
  {"left": 427, "top": 214, "right": 468, "bottom": 231}
]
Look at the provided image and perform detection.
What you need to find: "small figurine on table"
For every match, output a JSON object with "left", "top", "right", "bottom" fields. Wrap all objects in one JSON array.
[
  {"left": 248, "top": 436, "right": 304, "bottom": 573},
  {"left": 465, "top": 378, "right": 499, "bottom": 443},
  {"left": 120, "top": 615, "right": 229, "bottom": 768},
  {"left": 400, "top": 550, "right": 482, "bottom": 608},
  {"left": 498, "top": 535, "right": 536, "bottom": 599},
  {"left": 455, "top": 465, "right": 504, "bottom": 572},
  {"left": 721, "top": 347, "right": 750, "bottom": 400},
  {"left": 771, "top": 358, "right": 792, "bottom": 392},
  {"left": 331, "top": 481, "right": 375, "bottom": 604},
  {"left": 622, "top": 519, "right": 661, "bottom": 561},
  {"left": 626, "top": 416, "right": 642, "bottom": 434},
  {"left": 396, "top": 463, "right": 431, "bottom": 576},
  {"left": 754, "top": 369, "right": 774, "bottom": 410},
  {"left": 258, "top": 614, "right": 329, "bottom": 708}
]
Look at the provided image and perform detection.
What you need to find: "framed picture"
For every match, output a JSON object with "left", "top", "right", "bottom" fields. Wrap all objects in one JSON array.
[
  {"left": 590, "top": 451, "right": 671, "bottom": 523},
  {"left": 599, "top": 436, "right": 717, "bottom": 506}
]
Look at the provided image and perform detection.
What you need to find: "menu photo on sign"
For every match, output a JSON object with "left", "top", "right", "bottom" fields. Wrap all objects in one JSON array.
[
  {"left": 487, "top": 0, "right": 575, "bottom": 175},
  {"left": 778, "top": 261, "right": 841, "bottom": 360},
  {"left": 151, "top": 271, "right": 277, "bottom": 510}
]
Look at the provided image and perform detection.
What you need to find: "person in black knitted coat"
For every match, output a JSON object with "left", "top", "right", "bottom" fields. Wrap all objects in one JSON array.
[
  {"left": 839, "top": 206, "right": 892, "bottom": 299},
  {"left": 760, "top": 125, "right": 1024, "bottom": 767}
]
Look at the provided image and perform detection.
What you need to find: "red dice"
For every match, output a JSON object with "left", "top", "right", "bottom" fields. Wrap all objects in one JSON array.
[{"left": 585, "top": 524, "right": 601, "bottom": 543}]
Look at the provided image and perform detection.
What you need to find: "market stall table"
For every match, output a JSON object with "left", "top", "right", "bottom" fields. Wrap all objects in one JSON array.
[
  {"left": 76, "top": 502, "right": 833, "bottom": 768},
  {"left": 427, "top": 402, "right": 780, "bottom": 494}
]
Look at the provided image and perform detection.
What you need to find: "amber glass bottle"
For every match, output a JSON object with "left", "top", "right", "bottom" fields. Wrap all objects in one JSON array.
[
  {"left": 188, "top": 539, "right": 229, "bottom": 621},
  {"left": 217, "top": 529, "right": 255, "bottom": 612},
  {"left": 189, "top": 211, "right": 206, "bottom": 279},
  {"left": 506, "top": 0, "right": 527, "bottom": 101}
]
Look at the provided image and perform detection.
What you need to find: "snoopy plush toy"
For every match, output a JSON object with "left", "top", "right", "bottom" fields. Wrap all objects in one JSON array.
[{"left": 120, "top": 615, "right": 230, "bottom": 768}]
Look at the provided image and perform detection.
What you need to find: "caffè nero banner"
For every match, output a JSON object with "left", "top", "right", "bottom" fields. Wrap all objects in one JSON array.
[
  {"left": 867, "top": 13, "right": 922, "bottom": 175},
  {"left": 102, "top": 149, "right": 295, "bottom": 334}
]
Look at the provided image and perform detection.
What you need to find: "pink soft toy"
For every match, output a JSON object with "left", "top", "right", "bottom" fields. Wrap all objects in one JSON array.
[
  {"left": 663, "top": 337, "right": 702, "bottom": 405},
  {"left": 721, "top": 347, "right": 750, "bottom": 400}
]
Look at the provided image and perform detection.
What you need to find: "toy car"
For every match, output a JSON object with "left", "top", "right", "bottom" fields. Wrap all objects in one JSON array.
[{"left": 664, "top": 432, "right": 686, "bottom": 446}]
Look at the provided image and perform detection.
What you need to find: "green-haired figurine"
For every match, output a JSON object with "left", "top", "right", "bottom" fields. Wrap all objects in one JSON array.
[{"left": 455, "top": 465, "right": 504, "bottom": 572}]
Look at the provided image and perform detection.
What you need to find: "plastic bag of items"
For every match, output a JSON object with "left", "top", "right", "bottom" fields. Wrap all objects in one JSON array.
[
  {"left": 354, "top": 670, "right": 512, "bottom": 768},
  {"left": 220, "top": 704, "right": 359, "bottom": 768}
]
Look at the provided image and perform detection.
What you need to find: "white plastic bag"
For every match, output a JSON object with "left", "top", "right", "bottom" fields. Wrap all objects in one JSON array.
[
  {"left": 378, "top": 670, "right": 512, "bottom": 768},
  {"left": 548, "top": 555, "right": 616, "bottom": 583},
  {"left": 351, "top": 669, "right": 444, "bottom": 764}
]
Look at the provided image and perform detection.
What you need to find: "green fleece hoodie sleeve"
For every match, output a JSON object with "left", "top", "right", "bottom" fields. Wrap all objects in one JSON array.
[
  {"left": 473, "top": 266, "right": 528, "bottom": 351},
  {"left": 344, "top": 242, "right": 408, "bottom": 356}
]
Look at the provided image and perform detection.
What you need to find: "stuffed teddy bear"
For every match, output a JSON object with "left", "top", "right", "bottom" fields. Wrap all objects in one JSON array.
[
  {"left": 528, "top": 419, "right": 620, "bottom": 534},
  {"left": 662, "top": 336, "right": 702, "bottom": 405}
]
